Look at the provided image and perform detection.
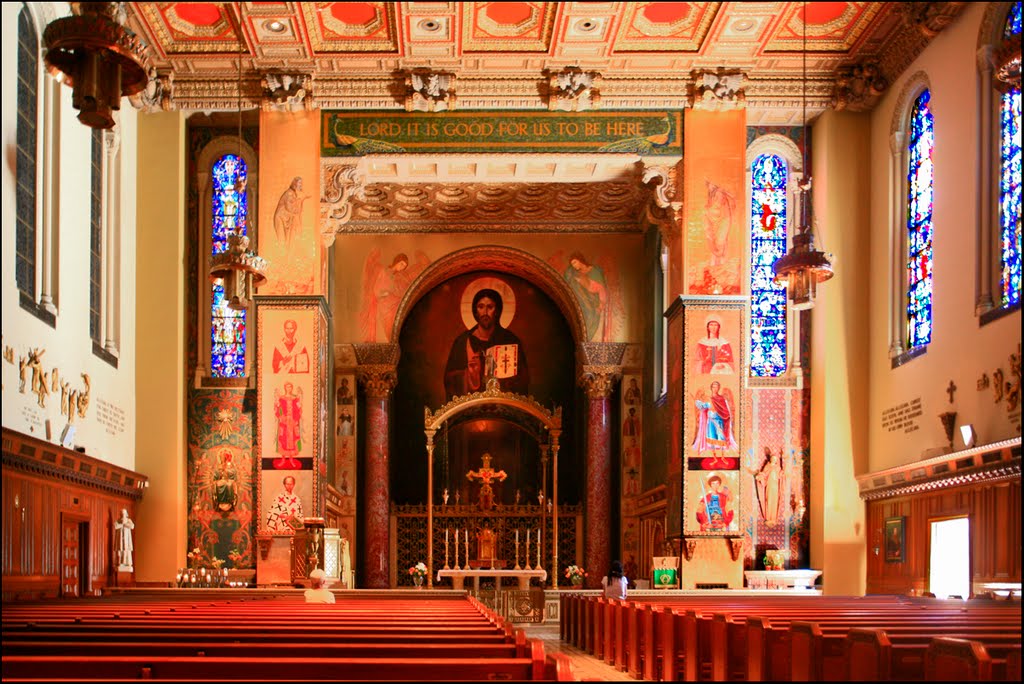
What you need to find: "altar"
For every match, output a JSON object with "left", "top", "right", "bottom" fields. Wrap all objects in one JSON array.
[
  {"left": 744, "top": 569, "right": 822, "bottom": 590},
  {"left": 436, "top": 568, "right": 547, "bottom": 592}
]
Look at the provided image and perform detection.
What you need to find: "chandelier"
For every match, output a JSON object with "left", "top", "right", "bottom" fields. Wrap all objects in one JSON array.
[
  {"left": 773, "top": 2, "right": 834, "bottom": 310},
  {"left": 43, "top": 2, "right": 152, "bottom": 130},
  {"left": 209, "top": 24, "right": 267, "bottom": 310}
]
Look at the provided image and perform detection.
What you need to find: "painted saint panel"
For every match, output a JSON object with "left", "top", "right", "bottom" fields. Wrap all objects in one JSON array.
[
  {"left": 258, "top": 110, "right": 322, "bottom": 296},
  {"left": 257, "top": 304, "right": 325, "bottom": 535},
  {"left": 681, "top": 298, "right": 746, "bottom": 536}
]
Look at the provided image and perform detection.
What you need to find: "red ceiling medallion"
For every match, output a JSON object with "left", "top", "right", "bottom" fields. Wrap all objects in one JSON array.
[
  {"left": 463, "top": 2, "right": 555, "bottom": 52},
  {"left": 613, "top": 2, "right": 720, "bottom": 52},
  {"left": 303, "top": 2, "right": 398, "bottom": 53},
  {"left": 174, "top": 3, "right": 223, "bottom": 27},
  {"left": 642, "top": 2, "right": 692, "bottom": 26},
  {"left": 765, "top": 2, "right": 881, "bottom": 52}
]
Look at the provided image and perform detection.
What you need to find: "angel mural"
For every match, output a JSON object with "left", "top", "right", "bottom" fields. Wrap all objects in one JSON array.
[
  {"left": 749, "top": 446, "right": 786, "bottom": 524},
  {"left": 691, "top": 381, "right": 738, "bottom": 455},
  {"left": 273, "top": 382, "right": 303, "bottom": 469},
  {"left": 359, "top": 250, "right": 430, "bottom": 342},
  {"left": 549, "top": 250, "right": 620, "bottom": 342}
]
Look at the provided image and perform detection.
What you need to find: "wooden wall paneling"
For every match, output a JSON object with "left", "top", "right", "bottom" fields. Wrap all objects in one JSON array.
[
  {"left": 865, "top": 477, "right": 1021, "bottom": 596},
  {"left": 2, "top": 428, "right": 148, "bottom": 601}
]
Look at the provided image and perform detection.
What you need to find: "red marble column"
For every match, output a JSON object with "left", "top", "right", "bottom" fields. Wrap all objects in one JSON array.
[
  {"left": 581, "top": 370, "right": 618, "bottom": 589},
  {"left": 359, "top": 365, "right": 396, "bottom": 589}
]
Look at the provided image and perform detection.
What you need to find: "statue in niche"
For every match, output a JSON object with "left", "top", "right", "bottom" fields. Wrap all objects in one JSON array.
[{"left": 749, "top": 447, "right": 786, "bottom": 525}]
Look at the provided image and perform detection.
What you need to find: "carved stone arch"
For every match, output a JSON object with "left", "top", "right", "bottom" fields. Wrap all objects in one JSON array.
[
  {"left": 391, "top": 244, "right": 589, "bottom": 347},
  {"left": 746, "top": 133, "right": 803, "bottom": 173},
  {"left": 890, "top": 71, "right": 932, "bottom": 139},
  {"left": 978, "top": 1, "right": 1017, "bottom": 49}
]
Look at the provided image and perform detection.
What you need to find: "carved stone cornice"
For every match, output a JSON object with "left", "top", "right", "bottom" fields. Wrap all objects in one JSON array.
[
  {"left": 578, "top": 365, "right": 622, "bottom": 399},
  {"left": 320, "top": 163, "right": 365, "bottom": 247},
  {"left": 404, "top": 69, "right": 456, "bottom": 112},
  {"left": 831, "top": 61, "right": 889, "bottom": 112},
  {"left": 128, "top": 69, "right": 175, "bottom": 112},
  {"left": 357, "top": 364, "right": 398, "bottom": 399},
  {"left": 261, "top": 72, "right": 314, "bottom": 112},
  {"left": 896, "top": 2, "right": 969, "bottom": 39},
  {"left": 689, "top": 70, "right": 746, "bottom": 111},
  {"left": 546, "top": 67, "right": 602, "bottom": 112}
]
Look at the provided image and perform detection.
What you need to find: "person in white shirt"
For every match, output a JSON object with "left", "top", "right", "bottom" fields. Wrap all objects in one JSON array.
[
  {"left": 304, "top": 568, "right": 335, "bottom": 604},
  {"left": 602, "top": 559, "right": 628, "bottom": 600}
]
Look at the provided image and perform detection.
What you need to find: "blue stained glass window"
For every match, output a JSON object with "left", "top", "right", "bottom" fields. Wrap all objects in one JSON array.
[
  {"left": 750, "top": 153, "right": 788, "bottom": 376},
  {"left": 1001, "top": 88, "right": 1022, "bottom": 307},
  {"left": 1001, "top": 4, "right": 1022, "bottom": 307},
  {"left": 1005, "top": 1, "right": 1021, "bottom": 37},
  {"left": 906, "top": 90, "right": 934, "bottom": 349},
  {"left": 211, "top": 154, "right": 248, "bottom": 378},
  {"left": 16, "top": 5, "right": 37, "bottom": 299}
]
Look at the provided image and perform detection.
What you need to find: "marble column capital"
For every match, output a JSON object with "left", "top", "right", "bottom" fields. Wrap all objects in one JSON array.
[
  {"left": 358, "top": 365, "right": 398, "bottom": 399},
  {"left": 578, "top": 365, "right": 622, "bottom": 399}
]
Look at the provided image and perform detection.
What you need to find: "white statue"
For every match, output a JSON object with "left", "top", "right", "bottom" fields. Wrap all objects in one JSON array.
[{"left": 114, "top": 509, "right": 135, "bottom": 570}]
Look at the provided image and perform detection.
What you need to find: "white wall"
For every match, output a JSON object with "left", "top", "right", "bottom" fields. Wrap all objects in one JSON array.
[
  {"left": 1, "top": 3, "right": 138, "bottom": 471},
  {"left": 867, "top": 1, "right": 1021, "bottom": 472}
]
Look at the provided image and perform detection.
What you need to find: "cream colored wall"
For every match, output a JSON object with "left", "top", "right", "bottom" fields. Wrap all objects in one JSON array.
[
  {"left": 867, "top": 1, "right": 1020, "bottom": 472},
  {"left": 1, "top": 3, "right": 138, "bottom": 471},
  {"left": 809, "top": 110, "right": 873, "bottom": 595},
  {"left": 331, "top": 233, "right": 646, "bottom": 343},
  {"left": 134, "top": 111, "right": 189, "bottom": 583}
]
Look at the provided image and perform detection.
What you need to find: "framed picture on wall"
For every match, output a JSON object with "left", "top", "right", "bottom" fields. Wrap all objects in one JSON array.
[{"left": 884, "top": 516, "right": 905, "bottom": 563}]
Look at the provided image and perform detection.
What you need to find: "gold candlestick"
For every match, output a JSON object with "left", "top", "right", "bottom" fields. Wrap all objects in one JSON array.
[
  {"left": 524, "top": 528, "right": 532, "bottom": 570},
  {"left": 514, "top": 529, "right": 521, "bottom": 570},
  {"left": 536, "top": 529, "right": 541, "bottom": 570},
  {"left": 454, "top": 528, "right": 460, "bottom": 570},
  {"left": 444, "top": 529, "right": 450, "bottom": 570}
]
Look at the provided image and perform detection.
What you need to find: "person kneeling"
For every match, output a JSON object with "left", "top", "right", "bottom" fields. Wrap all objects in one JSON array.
[{"left": 304, "top": 568, "right": 335, "bottom": 603}]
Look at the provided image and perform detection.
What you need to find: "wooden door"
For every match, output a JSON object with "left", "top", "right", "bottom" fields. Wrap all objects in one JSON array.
[{"left": 60, "top": 519, "right": 82, "bottom": 598}]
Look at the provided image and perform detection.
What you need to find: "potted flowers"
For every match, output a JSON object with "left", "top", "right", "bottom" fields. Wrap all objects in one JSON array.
[
  {"left": 409, "top": 562, "right": 428, "bottom": 588},
  {"left": 564, "top": 564, "right": 587, "bottom": 587}
]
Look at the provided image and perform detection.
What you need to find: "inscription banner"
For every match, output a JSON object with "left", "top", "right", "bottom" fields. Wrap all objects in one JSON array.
[{"left": 321, "top": 111, "right": 682, "bottom": 156}]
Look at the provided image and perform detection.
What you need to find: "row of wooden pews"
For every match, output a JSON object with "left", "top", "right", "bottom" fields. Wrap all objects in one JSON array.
[
  {"left": 2, "top": 593, "right": 574, "bottom": 681},
  {"left": 559, "top": 592, "right": 1021, "bottom": 681}
]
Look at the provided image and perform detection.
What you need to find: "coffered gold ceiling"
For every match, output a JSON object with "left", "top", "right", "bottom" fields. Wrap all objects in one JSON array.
[{"left": 127, "top": 2, "right": 967, "bottom": 124}]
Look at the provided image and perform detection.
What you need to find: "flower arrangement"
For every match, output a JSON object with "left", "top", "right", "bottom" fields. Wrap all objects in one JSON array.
[
  {"left": 228, "top": 548, "right": 243, "bottom": 565},
  {"left": 564, "top": 565, "right": 587, "bottom": 583},
  {"left": 210, "top": 556, "right": 225, "bottom": 570},
  {"left": 186, "top": 547, "right": 202, "bottom": 569},
  {"left": 408, "top": 562, "right": 428, "bottom": 578}
]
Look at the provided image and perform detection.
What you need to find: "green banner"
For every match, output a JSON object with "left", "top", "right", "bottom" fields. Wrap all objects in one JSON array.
[{"left": 321, "top": 111, "right": 682, "bottom": 156}]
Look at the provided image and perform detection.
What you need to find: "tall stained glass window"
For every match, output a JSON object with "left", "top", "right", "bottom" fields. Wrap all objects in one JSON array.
[
  {"left": 1000, "top": 2, "right": 1022, "bottom": 307},
  {"left": 750, "top": 154, "right": 788, "bottom": 376},
  {"left": 211, "top": 154, "right": 248, "bottom": 378},
  {"left": 906, "top": 89, "right": 935, "bottom": 349},
  {"left": 16, "top": 4, "right": 37, "bottom": 299}
]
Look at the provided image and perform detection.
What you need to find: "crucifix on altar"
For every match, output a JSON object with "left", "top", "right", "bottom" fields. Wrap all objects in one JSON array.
[{"left": 466, "top": 453, "right": 507, "bottom": 511}]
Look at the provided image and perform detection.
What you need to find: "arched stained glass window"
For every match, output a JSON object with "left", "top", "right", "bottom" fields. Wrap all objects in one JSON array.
[
  {"left": 750, "top": 153, "right": 788, "bottom": 377},
  {"left": 999, "top": 3, "right": 1022, "bottom": 307},
  {"left": 906, "top": 89, "right": 935, "bottom": 349},
  {"left": 211, "top": 154, "right": 248, "bottom": 378},
  {"left": 16, "top": 4, "right": 38, "bottom": 299}
]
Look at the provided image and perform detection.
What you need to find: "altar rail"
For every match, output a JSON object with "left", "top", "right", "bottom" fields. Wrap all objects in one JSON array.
[{"left": 390, "top": 503, "right": 582, "bottom": 588}]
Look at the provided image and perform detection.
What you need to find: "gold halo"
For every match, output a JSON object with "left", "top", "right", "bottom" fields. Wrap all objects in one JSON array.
[{"left": 460, "top": 277, "right": 517, "bottom": 330}]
